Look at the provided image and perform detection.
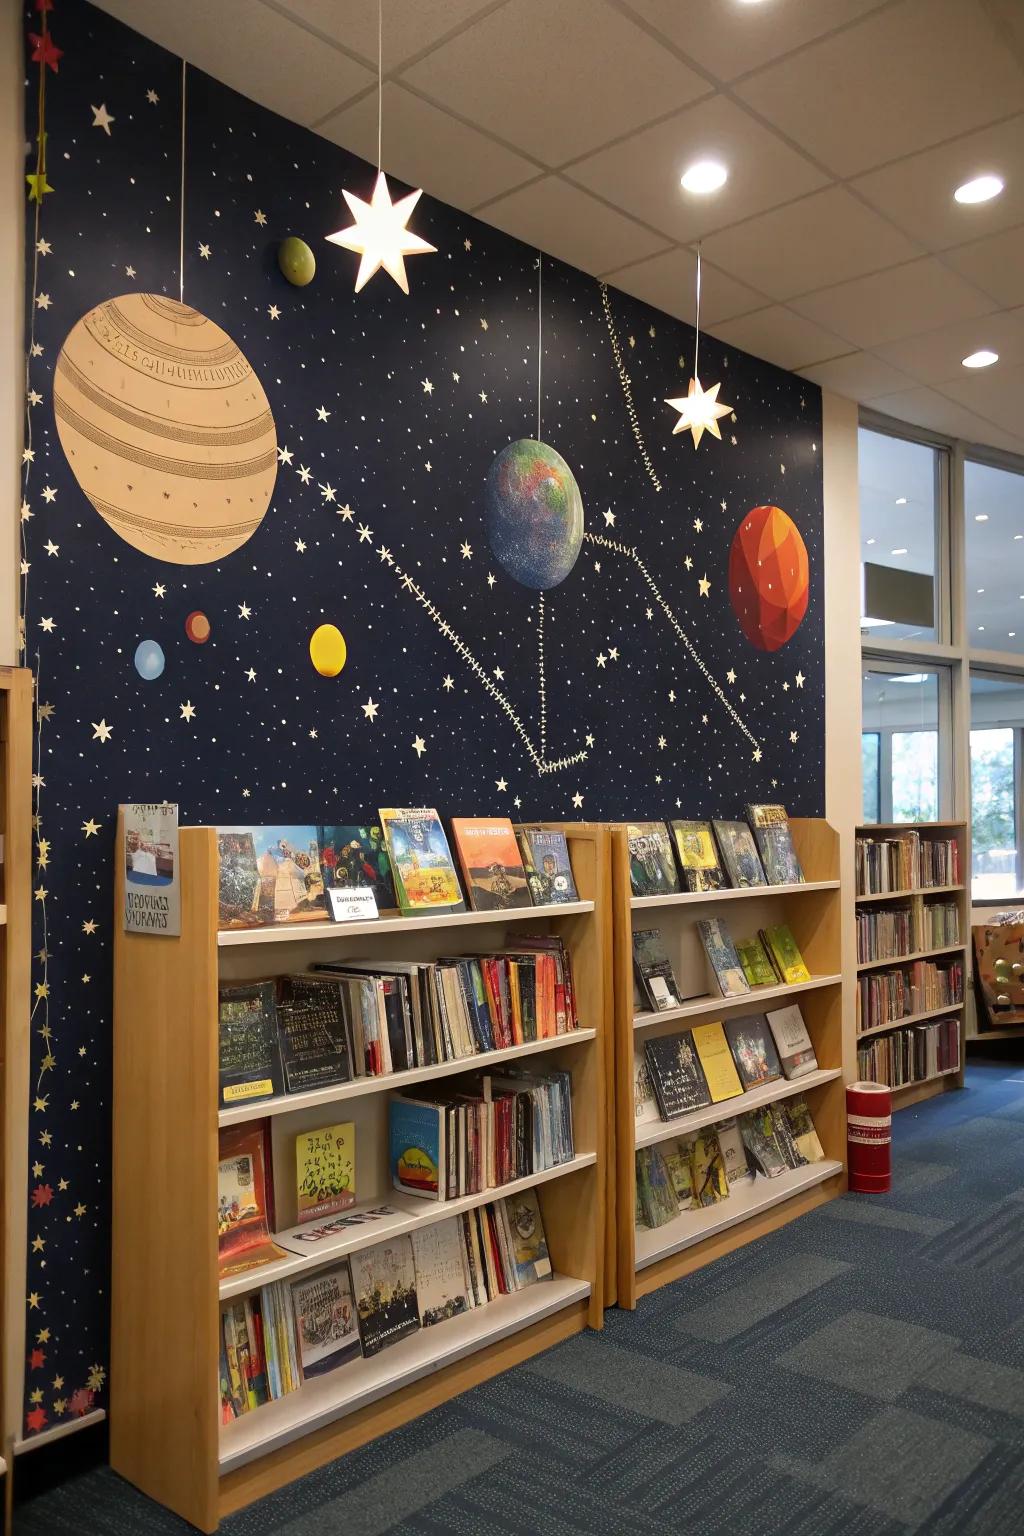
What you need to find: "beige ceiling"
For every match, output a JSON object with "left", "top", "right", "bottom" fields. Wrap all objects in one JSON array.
[{"left": 95, "top": 0, "right": 1024, "bottom": 455}]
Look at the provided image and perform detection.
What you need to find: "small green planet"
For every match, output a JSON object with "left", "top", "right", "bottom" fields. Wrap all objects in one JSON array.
[{"left": 278, "top": 235, "right": 316, "bottom": 287}]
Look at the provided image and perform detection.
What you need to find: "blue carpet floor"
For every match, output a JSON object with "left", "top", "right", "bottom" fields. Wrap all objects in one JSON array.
[{"left": 16, "top": 1061, "right": 1024, "bottom": 1535}]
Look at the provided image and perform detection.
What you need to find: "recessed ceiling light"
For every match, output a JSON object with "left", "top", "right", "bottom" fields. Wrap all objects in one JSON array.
[
  {"left": 891, "top": 547, "right": 908, "bottom": 555},
  {"left": 978, "top": 625, "right": 986, "bottom": 631},
  {"left": 681, "top": 160, "right": 728, "bottom": 195},
  {"left": 978, "top": 588, "right": 985, "bottom": 593},
  {"left": 895, "top": 496, "right": 908, "bottom": 505},
  {"left": 954, "top": 174, "right": 1004, "bottom": 205},
  {"left": 963, "top": 349, "right": 998, "bottom": 368},
  {"left": 976, "top": 513, "right": 989, "bottom": 521},
  {"left": 866, "top": 538, "right": 876, "bottom": 546},
  {"left": 1010, "top": 632, "right": 1017, "bottom": 638}
]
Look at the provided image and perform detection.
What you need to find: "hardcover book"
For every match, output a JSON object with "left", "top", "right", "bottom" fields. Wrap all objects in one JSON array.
[
  {"left": 289, "top": 1262, "right": 361, "bottom": 1378},
  {"left": 451, "top": 817, "right": 531, "bottom": 911},
  {"left": 669, "top": 820, "right": 727, "bottom": 892},
  {"left": 746, "top": 804, "right": 805, "bottom": 886},
  {"left": 690, "top": 1131, "right": 728, "bottom": 1206},
  {"left": 318, "top": 824, "right": 397, "bottom": 911},
  {"left": 724, "top": 1014, "right": 783, "bottom": 1090},
  {"left": 626, "top": 821, "right": 680, "bottom": 898},
  {"left": 712, "top": 820, "right": 767, "bottom": 889},
  {"left": 350, "top": 1235, "right": 420, "bottom": 1357},
  {"left": 378, "top": 808, "right": 465, "bottom": 916},
  {"left": 635, "top": 1146, "right": 679, "bottom": 1228},
  {"left": 389, "top": 1097, "right": 444, "bottom": 1200},
  {"left": 216, "top": 1123, "right": 286, "bottom": 1278},
  {"left": 735, "top": 934, "right": 781, "bottom": 988},
  {"left": 632, "top": 927, "right": 683, "bottom": 1012},
  {"left": 295, "top": 1121, "right": 356, "bottom": 1223},
  {"left": 633, "top": 1056, "right": 660, "bottom": 1125},
  {"left": 738, "top": 1106, "right": 789, "bottom": 1178},
  {"left": 663, "top": 1140, "right": 697, "bottom": 1208},
  {"left": 716, "top": 1119, "right": 752, "bottom": 1184},
  {"left": 276, "top": 975, "right": 354, "bottom": 1094},
  {"left": 781, "top": 1097, "right": 825, "bottom": 1163},
  {"left": 218, "top": 980, "right": 284, "bottom": 1108},
  {"left": 411, "top": 1218, "right": 473, "bottom": 1325},
  {"left": 697, "top": 918, "right": 751, "bottom": 999},
  {"left": 217, "top": 826, "right": 326, "bottom": 927},
  {"left": 691, "top": 1021, "right": 744, "bottom": 1103},
  {"left": 504, "top": 1189, "right": 553, "bottom": 1286},
  {"left": 761, "top": 923, "right": 812, "bottom": 984},
  {"left": 765, "top": 1003, "right": 819, "bottom": 1079},
  {"left": 515, "top": 828, "right": 579, "bottom": 904},
  {"left": 643, "top": 1031, "right": 712, "bottom": 1119}
]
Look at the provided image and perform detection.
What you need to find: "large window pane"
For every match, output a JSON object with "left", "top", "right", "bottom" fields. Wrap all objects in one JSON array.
[
  {"left": 859, "top": 428, "right": 940, "bottom": 642},
  {"left": 970, "top": 673, "right": 1024, "bottom": 899},
  {"left": 966, "top": 460, "right": 1024, "bottom": 656},
  {"left": 862, "top": 667, "right": 941, "bottom": 822},
  {"left": 862, "top": 733, "right": 880, "bottom": 824}
]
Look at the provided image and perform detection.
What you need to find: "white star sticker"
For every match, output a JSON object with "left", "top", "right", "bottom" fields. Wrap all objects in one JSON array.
[
  {"left": 603, "top": 509, "right": 616, "bottom": 526},
  {"left": 91, "top": 719, "right": 112, "bottom": 743},
  {"left": 357, "top": 523, "right": 373, "bottom": 543},
  {"left": 198, "top": 243, "right": 211, "bottom": 259},
  {"left": 179, "top": 701, "right": 196, "bottom": 722},
  {"left": 657, "top": 735, "right": 667, "bottom": 749},
  {"left": 443, "top": 675, "right": 454, "bottom": 691},
  {"left": 245, "top": 668, "right": 256, "bottom": 682},
  {"left": 319, "top": 482, "right": 336, "bottom": 502},
  {"left": 425, "top": 461, "right": 432, "bottom": 472},
  {"left": 91, "top": 103, "right": 114, "bottom": 134},
  {"left": 496, "top": 777, "right": 507, "bottom": 792},
  {"left": 487, "top": 572, "right": 496, "bottom": 588},
  {"left": 684, "top": 556, "right": 693, "bottom": 571},
  {"left": 326, "top": 171, "right": 436, "bottom": 293},
  {"left": 608, "top": 647, "right": 619, "bottom": 660},
  {"left": 514, "top": 796, "right": 522, "bottom": 808},
  {"left": 572, "top": 792, "right": 584, "bottom": 808},
  {"left": 585, "top": 733, "right": 595, "bottom": 747},
  {"left": 460, "top": 541, "right": 473, "bottom": 559},
  {"left": 277, "top": 446, "right": 293, "bottom": 464},
  {"left": 720, "top": 499, "right": 727, "bottom": 511},
  {"left": 702, "top": 714, "right": 709, "bottom": 724},
  {"left": 125, "top": 265, "right": 136, "bottom": 278},
  {"left": 44, "top": 540, "right": 58, "bottom": 556},
  {"left": 782, "top": 681, "right": 790, "bottom": 692},
  {"left": 268, "top": 304, "right": 281, "bottom": 320},
  {"left": 298, "top": 465, "right": 313, "bottom": 484},
  {"left": 795, "top": 671, "right": 806, "bottom": 688},
  {"left": 309, "top": 728, "right": 318, "bottom": 739},
  {"left": 596, "top": 653, "right": 607, "bottom": 668},
  {"left": 422, "top": 378, "right": 433, "bottom": 395},
  {"left": 316, "top": 405, "right": 330, "bottom": 421},
  {"left": 726, "top": 669, "right": 737, "bottom": 684},
  {"left": 42, "top": 486, "right": 57, "bottom": 503},
  {"left": 668, "top": 689, "right": 676, "bottom": 702},
  {"left": 254, "top": 209, "right": 267, "bottom": 226},
  {"left": 494, "top": 666, "right": 504, "bottom": 680},
  {"left": 338, "top": 504, "right": 354, "bottom": 521},
  {"left": 36, "top": 239, "right": 51, "bottom": 256},
  {"left": 295, "top": 539, "right": 306, "bottom": 553},
  {"left": 27, "top": 389, "right": 42, "bottom": 407},
  {"left": 146, "top": 89, "right": 159, "bottom": 104},
  {"left": 646, "top": 607, "right": 654, "bottom": 620},
  {"left": 39, "top": 617, "right": 55, "bottom": 633},
  {"left": 377, "top": 545, "right": 393, "bottom": 563},
  {"left": 479, "top": 391, "right": 488, "bottom": 404},
  {"left": 480, "top": 317, "right": 489, "bottom": 330},
  {"left": 753, "top": 747, "right": 763, "bottom": 762},
  {"left": 464, "top": 238, "right": 472, "bottom": 251},
  {"left": 238, "top": 603, "right": 251, "bottom": 620},
  {"left": 694, "top": 518, "right": 703, "bottom": 532},
  {"left": 362, "top": 697, "right": 379, "bottom": 720},
  {"left": 153, "top": 583, "right": 166, "bottom": 598},
  {"left": 698, "top": 575, "right": 711, "bottom": 597},
  {"left": 790, "top": 731, "right": 799, "bottom": 743},
  {"left": 594, "top": 561, "right": 601, "bottom": 573},
  {"left": 452, "top": 371, "right": 460, "bottom": 382},
  {"left": 412, "top": 735, "right": 426, "bottom": 757}
]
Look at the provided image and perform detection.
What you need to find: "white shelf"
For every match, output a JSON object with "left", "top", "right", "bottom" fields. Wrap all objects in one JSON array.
[
  {"left": 634, "top": 1159, "right": 843, "bottom": 1271},
  {"left": 856, "top": 941, "right": 966, "bottom": 972},
  {"left": 633, "top": 972, "right": 841, "bottom": 1030},
  {"left": 218, "top": 1028, "right": 597, "bottom": 1126},
  {"left": 218, "top": 900, "right": 593, "bottom": 947},
  {"left": 854, "top": 883, "right": 963, "bottom": 903},
  {"left": 219, "top": 1152, "right": 597, "bottom": 1300},
  {"left": 630, "top": 880, "right": 838, "bottom": 910},
  {"left": 634, "top": 1068, "right": 842, "bottom": 1149},
  {"left": 219, "top": 1272, "right": 591, "bottom": 1472},
  {"left": 890, "top": 1065, "right": 961, "bottom": 1093},
  {"left": 856, "top": 1001, "right": 964, "bottom": 1041}
]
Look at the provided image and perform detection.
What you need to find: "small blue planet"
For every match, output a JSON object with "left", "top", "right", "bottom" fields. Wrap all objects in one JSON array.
[
  {"left": 134, "top": 638, "right": 165, "bottom": 680},
  {"left": 484, "top": 438, "right": 584, "bottom": 590}
]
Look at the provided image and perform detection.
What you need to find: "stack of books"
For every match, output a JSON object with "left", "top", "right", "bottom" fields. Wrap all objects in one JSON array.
[{"left": 856, "top": 1015, "right": 960, "bottom": 1087}]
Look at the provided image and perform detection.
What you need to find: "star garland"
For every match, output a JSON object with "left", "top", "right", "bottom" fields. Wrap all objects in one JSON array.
[{"left": 599, "top": 282, "right": 662, "bottom": 493}]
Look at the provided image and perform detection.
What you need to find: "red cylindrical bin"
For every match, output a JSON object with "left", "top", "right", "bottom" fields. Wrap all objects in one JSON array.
[{"left": 847, "top": 1080, "right": 892, "bottom": 1193}]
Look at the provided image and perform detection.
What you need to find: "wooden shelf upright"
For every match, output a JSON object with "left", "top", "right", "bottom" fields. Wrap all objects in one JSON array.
[
  {"left": 111, "top": 822, "right": 610, "bottom": 1533},
  {"left": 612, "top": 818, "right": 847, "bottom": 1309}
]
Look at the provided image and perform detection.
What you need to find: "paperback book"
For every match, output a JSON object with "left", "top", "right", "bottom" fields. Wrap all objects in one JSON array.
[
  {"left": 746, "top": 804, "right": 805, "bottom": 886},
  {"left": 515, "top": 828, "right": 579, "bottom": 904},
  {"left": 626, "top": 821, "right": 680, "bottom": 898},
  {"left": 276, "top": 975, "right": 354, "bottom": 1094},
  {"left": 389, "top": 1097, "right": 444, "bottom": 1200},
  {"left": 662, "top": 1141, "right": 697, "bottom": 1208},
  {"left": 643, "top": 1031, "right": 712, "bottom": 1119},
  {"left": 697, "top": 918, "right": 751, "bottom": 998},
  {"left": 691, "top": 1021, "right": 744, "bottom": 1103},
  {"left": 738, "top": 1105, "right": 790, "bottom": 1178},
  {"left": 724, "top": 1014, "right": 783, "bottom": 1090},
  {"left": 379, "top": 808, "right": 465, "bottom": 917},
  {"left": 691, "top": 1131, "right": 728, "bottom": 1207},
  {"left": 218, "top": 980, "right": 284, "bottom": 1108},
  {"left": 217, "top": 826, "right": 326, "bottom": 928},
  {"left": 411, "top": 1218, "right": 473, "bottom": 1326},
  {"left": 669, "top": 820, "right": 727, "bottom": 892},
  {"left": 217, "top": 1123, "right": 286, "bottom": 1278},
  {"left": 504, "top": 1188, "right": 553, "bottom": 1286},
  {"left": 451, "top": 817, "right": 531, "bottom": 911},
  {"left": 765, "top": 1004, "right": 819, "bottom": 1079},
  {"left": 295, "top": 1121, "right": 356, "bottom": 1223},
  {"left": 632, "top": 927, "right": 683, "bottom": 1012},
  {"left": 633, "top": 1056, "right": 660, "bottom": 1125},
  {"left": 712, "top": 820, "right": 767, "bottom": 889},
  {"left": 289, "top": 1262, "right": 361, "bottom": 1378},
  {"left": 318, "top": 824, "right": 397, "bottom": 910},
  {"left": 760, "top": 923, "right": 812, "bottom": 984},
  {"left": 350, "top": 1235, "right": 421, "bottom": 1357},
  {"left": 636, "top": 1145, "right": 680, "bottom": 1227},
  {"left": 716, "top": 1119, "right": 752, "bottom": 1184},
  {"left": 735, "top": 934, "right": 780, "bottom": 988}
]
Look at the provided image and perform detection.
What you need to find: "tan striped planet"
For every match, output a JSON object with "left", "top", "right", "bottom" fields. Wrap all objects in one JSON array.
[{"left": 54, "top": 293, "right": 278, "bottom": 564}]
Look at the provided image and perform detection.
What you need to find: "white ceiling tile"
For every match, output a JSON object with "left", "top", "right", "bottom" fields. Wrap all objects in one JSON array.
[
  {"left": 938, "top": 360, "right": 1024, "bottom": 438},
  {"left": 869, "top": 384, "right": 1018, "bottom": 447},
  {"left": 603, "top": 248, "right": 765, "bottom": 326},
  {"left": 273, "top": 0, "right": 500, "bottom": 69},
  {"left": 944, "top": 225, "right": 1024, "bottom": 309},
  {"left": 568, "top": 95, "right": 827, "bottom": 245},
  {"left": 799, "top": 351, "right": 918, "bottom": 402},
  {"left": 852, "top": 115, "right": 1024, "bottom": 252},
  {"left": 736, "top": 0, "right": 1024, "bottom": 178},
  {"left": 873, "top": 308, "right": 1024, "bottom": 384},
  {"left": 399, "top": 0, "right": 709, "bottom": 165},
  {"left": 319, "top": 83, "right": 537, "bottom": 210},
  {"left": 621, "top": 0, "right": 890, "bottom": 83},
  {"left": 701, "top": 186, "right": 918, "bottom": 302},
  {"left": 94, "top": 0, "right": 374, "bottom": 125},
  {"left": 790, "top": 258, "right": 998, "bottom": 349},
  {"left": 476, "top": 177, "right": 671, "bottom": 277},
  {"left": 708, "top": 306, "right": 848, "bottom": 372}
]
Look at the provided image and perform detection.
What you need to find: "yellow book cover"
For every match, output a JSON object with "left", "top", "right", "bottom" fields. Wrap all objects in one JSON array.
[
  {"left": 691, "top": 1021, "right": 744, "bottom": 1103},
  {"left": 762, "top": 923, "right": 812, "bottom": 984},
  {"left": 295, "top": 1121, "right": 356, "bottom": 1223}
]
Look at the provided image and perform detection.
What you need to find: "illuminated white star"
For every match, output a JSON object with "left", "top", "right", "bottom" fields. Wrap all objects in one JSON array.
[
  {"left": 608, "top": 647, "right": 619, "bottom": 660},
  {"left": 326, "top": 171, "right": 436, "bottom": 294},
  {"left": 480, "top": 317, "right": 489, "bottom": 330},
  {"left": 646, "top": 607, "right": 653, "bottom": 619},
  {"left": 412, "top": 735, "right": 426, "bottom": 758},
  {"left": 494, "top": 666, "right": 504, "bottom": 680},
  {"left": 514, "top": 796, "right": 522, "bottom": 808},
  {"left": 36, "top": 238, "right": 51, "bottom": 256},
  {"left": 782, "top": 681, "right": 790, "bottom": 692},
  {"left": 27, "top": 389, "right": 42, "bottom": 407},
  {"left": 39, "top": 616, "right": 55, "bottom": 633},
  {"left": 753, "top": 747, "right": 763, "bottom": 762},
  {"left": 684, "top": 556, "right": 693, "bottom": 571},
  {"left": 658, "top": 735, "right": 667, "bottom": 749},
  {"left": 665, "top": 375, "right": 732, "bottom": 448},
  {"left": 790, "top": 731, "right": 799, "bottom": 743},
  {"left": 479, "top": 391, "right": 488, "bottom": 404}
]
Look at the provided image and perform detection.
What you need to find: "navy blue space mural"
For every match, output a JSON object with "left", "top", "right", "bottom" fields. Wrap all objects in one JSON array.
[{"left": 19, "top": 1, "right": 823, "bottom": 1436}]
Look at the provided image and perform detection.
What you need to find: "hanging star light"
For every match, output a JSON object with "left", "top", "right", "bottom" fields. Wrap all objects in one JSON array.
[
  {"left": 665, "top": 246, "right": 732, "bottom": 448},
  {"left": 326, "top": 1, "right": 436, "bottom": 294}
]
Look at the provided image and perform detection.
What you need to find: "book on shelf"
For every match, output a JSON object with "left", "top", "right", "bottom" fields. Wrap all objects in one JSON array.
[
  {"left": 411, "top": 1218, "right": 474, "bottom": 1326},
  {"left": 514, "top": 828, "right": 579, "bottom": 905},
  {"left": 276, "top": 974, "right": 355, "bottom": 1093},
  {"left": 782, "top": 1097, "right": 825, "bottom": 1164},
  {"left": 765, "top": 1004, "right": 819, "bottom": 1080},
  {"left": 745, "top": 804, "right": 805, "bottom": 886},
  {"left": 712, "top": 820, "right": 767, "bottom": 889},
  {"left": 632, "top": 927, "right": 683, "bottom": 1012},
  {"left": 218, "top": 979, "right": 285, "bottom": 1108},
  {"left": 633, "top": 1055, "right": 660, "bottom": 1126},
  {"left": 724, "top": 1013, "right": 784, "bottom": 1090},
  {"left": 855, "top": 958, "right": 964, "bottom": 1034},
  {"left": 504, "top": 1188, "right": 553, "bottom": 1286},
  {"left": 450, "top": 817, "right": 532, "bottom": 912},
  {"left": 735, "top": 934, "right": 781, "bottom": 988},
  {"left": 636, "top": 1144, "right": 681, "bottom": 1227},
  {"left": 759, "top": 923, "right": 812, "bottom": 984},
  {"left": 626, "top": 821, "right": 680, "bottom": 897},
  {"left": 691, "top": 1021, "right": 744, "bottom": 1103},
  {"left": 389, "top": 1097, "right": 445, "bottom": 1200},
  {"left": 318, "top": 824, "right": 397, "bottom": 911},
  {"left": 217, "top": 826, "right": 327, "bottom": 929},
  {"left": 289, "top": 1262, "right": 361, "bottom": 1378},
  {"left": 217, "top": 1123, "right": 287, "bottom": 1278},
  {"left": 738, "top": 1105, "right": 792, "bottom": 1178},
  {"left": 855, "top": 829, "right": 960, "bottom": 896},
  {"left": 378, "top": 808, "right": 465, "bottom": 917},
  {"left": 669, "top": 820, "right": 727, "bottom": 892},
  {"left": 643, "top": 1031, "right": 712, "bottom": 1119},
  {"left": 856, "top": 1013, "right": 960, "bottom": 1087},
  {"left": 351, "top": 1235, "right": 421, "bottom": 1357},
  {"left": 295, "top": 1121, "right": 356, "bottom": 1223},
  {"left": 691, "top": 1130, "right": 729, "bottom": 1207},
  {"left": 697, "top": 917, "right": 751, "bottom": 998},
  {"left": 662, "top": 1141, "right": 697, "bottom": 1207},
  {"left": 715, "top": 1118, "right": 752, "bottom": 1184}
]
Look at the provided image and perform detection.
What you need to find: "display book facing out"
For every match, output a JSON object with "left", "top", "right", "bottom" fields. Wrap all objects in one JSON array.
[
  {"left": 110, "top": 820, "right": 607, "bottom": 1533},
  {"left": 611, "top": 816, "right": 845, "bottom": 1308},
  {"left": 853, "top": 821, "right": 968, "bottom": 1105}
]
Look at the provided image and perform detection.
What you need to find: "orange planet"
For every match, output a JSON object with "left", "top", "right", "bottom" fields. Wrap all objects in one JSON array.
[
  {"left": 728, "top": 504, "right": 809, "bottom": 651},
  {"left": 185, "top": 610, "right": 211, "bottom": 644}
]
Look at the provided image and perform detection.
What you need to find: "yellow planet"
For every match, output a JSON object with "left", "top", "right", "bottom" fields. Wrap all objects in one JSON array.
[
  {"left": 53, "top": 293, "right": 278, "bottom": 564},
  {"left": 309, "top": 623, "right": 347, "bottom": 678}
]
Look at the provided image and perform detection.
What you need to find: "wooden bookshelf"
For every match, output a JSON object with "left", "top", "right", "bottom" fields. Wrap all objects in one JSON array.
[
  {"left": 854, "top": 821, "right": 968, "bottom": 1107},
  {"left": 111, "top": 822, "right": 610, "bottom": 1533},
  {"left": 1, "top": 669, "right": 33, "bottom": 1490},
  {"left": 611, "top": 819, "right": 846, "bottom": 1309}
]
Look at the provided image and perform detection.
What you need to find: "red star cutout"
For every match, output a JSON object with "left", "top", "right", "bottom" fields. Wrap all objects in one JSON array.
[
  {"left": 26, "top": 1406, "right": 48, "bottom": 1434},
  {"left": 31, "top": 1182, "right": 54, "bottom": 1208},
  {"left": 69, "top": 1387, "right": 94, "bottom": 1417},
  {"left": 28, "top": 31, "right": 62, "bottom": 72},
  {"left": 28, "top": 1348, "right": 46, "bottom": 1370}
]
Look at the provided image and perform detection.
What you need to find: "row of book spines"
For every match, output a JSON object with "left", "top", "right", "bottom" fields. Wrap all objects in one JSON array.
[
  {"left": 854, "top": 834, "right": 960, "bottom": 895},
  {"left": 221, "top": 1286, "right": 300, "bottom": 1420},
  {"left": 855, "top": 903, "right": 960, "bottom": 961},
  {"left": 856, "top": 966, "right": 964, "bottom": 1029},
  {"left": 856, "top": 1016, "right": 961, "bottom": 1084}
]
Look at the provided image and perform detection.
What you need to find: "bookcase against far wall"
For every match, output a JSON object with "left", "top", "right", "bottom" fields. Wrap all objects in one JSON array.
[
  {"left": 110, "top": 822, "right": 609, "bottom": 1533},
  {"left": 612, "top": 819, "right": 847, "bottom": 1310}
]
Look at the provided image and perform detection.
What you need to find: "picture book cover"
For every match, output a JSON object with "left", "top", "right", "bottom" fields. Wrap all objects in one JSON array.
[
  {"left": 217, "top": 826, "right": 326, "bottom": 928},
  {"left": 781, "top": 1097, "right": 825, "bottom": 1163},
  {"left": 289, "top": 1262, "right": 361, "bottom": 1378},
  {"left": 276, "top": 975, "right": 353, "bottom": 1094},
  {"left": 411, "top": 1218, "right": 473, "bottom": 1325},
  {"left": 504, "top": 1189, "right": 553, "bottom": 1287},
  {"left": 770, "top": 1102, "right": 805, "bottom": 1169},
  {"left": 515, "top": 828, "right": 579, "bottom": 905},
  {"left": 635, "top": 1146, "right": 679, "bottom": 1228},
  {"left": 766, "top": 1003, "right": 819, "bottom": 1079},
  {"left": 378, "top": 808, "right": 465, "bottom": 916},
  {"left": 318, "top": 825, "right": 397, "bottom": 910},
  {"left": 632, "top": 927, "right": 683, "bottom": 1012},
  {"left": 697, "top": 918, "right": 751, "bottom": 999},
  {"left": 716, "top": 1119, "right": 752, "bottom": 1184},
  {"left": 216, "top": 1123, "right": 286, "bottom": 1277},
  {"left": 626, "top": 821, "right": 680, "bottom": 898},
  {"left": 389, "top": 1097, "right": 444, "bottom": 1200},
  {"left": 712, "top": 820, "right": 767, "bottom": 890},
  {"left": 350, "top": 1235, "right": 421, "bottom": 1357},
  {"left": 669, "top": 820, "right": 727, "bottom": 892},
  {"left": 746, "top": 804, "right": 805, "bottom": 886},
  {"left": 735, "top": 934, "right": 781, "bottom": 988},
  {"left": 217, "top": 979, "right": 284, "bottom": 1108},
  {"left": 724, "top": 1014, "right": 784, "bottom": 1090},
  {"left": 451, "top": 818, "right": 531, "bottom": 911},
  {"left": 643, "top": 1031, "right": 712, "bottom": 1119},
  {"left": 761, "top": 923, "right": 812, "bottom": 984},
  {"left": 739, "top": 1106, "right": 789, "bottom": 1178},
  {"left": 295, "top": 1121, "right": 356, "bottom": 1223},
  {"left": 690, "top": 1131, "right": 728, "bottom": 1207},
  {"left": 633, "top": 1056, "right": 659, "bottom": 1125},
  {"left": 691, "top": 1021, "right": 744, "bottom": 1103},
  {"left": 662, "top": 1141, "right": 697, "bottom": 1209}
]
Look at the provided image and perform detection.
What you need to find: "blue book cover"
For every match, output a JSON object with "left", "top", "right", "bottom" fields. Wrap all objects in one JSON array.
[{"left": 389, "top": 1098, "right": 444, "bottom": 1201}]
